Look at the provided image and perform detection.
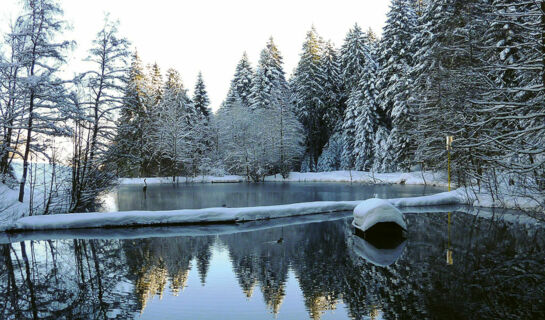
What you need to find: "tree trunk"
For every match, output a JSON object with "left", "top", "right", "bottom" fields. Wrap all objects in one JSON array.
[{"left": 18, "top": 91, "right": 34, "bottom": 203}]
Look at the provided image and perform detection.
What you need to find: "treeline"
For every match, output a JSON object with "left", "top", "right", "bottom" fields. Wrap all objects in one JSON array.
[
  {"left": 1, "top": 0, "right": 544, "bottom": 212},
  {"left": 113, "top": 57, "right": 213, "bottom": 179},
  {"left": 214, "top": 0, "right": 544, "bottom": 203}
]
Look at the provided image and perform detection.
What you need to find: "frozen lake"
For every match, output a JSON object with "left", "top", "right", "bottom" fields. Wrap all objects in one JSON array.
[{"left": 1, "top": 183, "right": 544, "bottom": 319}]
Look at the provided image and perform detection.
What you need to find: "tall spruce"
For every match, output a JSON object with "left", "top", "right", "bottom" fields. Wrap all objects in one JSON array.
[
  {"left": 250, "top": 37, "right": 289, "bottom": 111},
  {"left": 226, "top": 52, "right": 254, "bottom": 108},
  {"left": 340, "top": 24, "right": 368, "bottom": 170},
  {"left": 377, "top": 0, "right": 418, "bottom": 172},
  {"left": 292, "top": 26, "right": 327, "bottom": 171},
  {"left": 193, "top": 72, "right": 211, "bottom": 119}
]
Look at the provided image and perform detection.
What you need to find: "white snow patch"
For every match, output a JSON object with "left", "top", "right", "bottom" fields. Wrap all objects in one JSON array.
[{"left": 353, "top": 198, "right": 407, "bottom": 232}]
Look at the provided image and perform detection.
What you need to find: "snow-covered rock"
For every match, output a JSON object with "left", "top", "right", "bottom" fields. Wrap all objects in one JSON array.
[{"left": 352, "top": 198, "right": 407, "bottom": 232}]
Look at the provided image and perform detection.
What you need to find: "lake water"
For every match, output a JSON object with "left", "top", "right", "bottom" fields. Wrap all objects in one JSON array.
[
  {"left": 104, "top": 182, "right": 447, "bottom": 212},
  {"left": 1, "top": 183, "right": 544, "bottom": 319}
]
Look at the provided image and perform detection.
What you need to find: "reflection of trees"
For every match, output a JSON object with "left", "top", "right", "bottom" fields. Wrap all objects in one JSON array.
[
  {"left": 0, "top": 239, "right": 137, "bottom": 319},
  {"left": 1, "top": 212, "right": 544, "bottom": 319},
  {"left": 123, "top": 235, "right": 215, "bottom": 311},
  {"left": 345, "top": 212, "right": 545, "bottom": 319},
  {"left": 220, "top": 227, "right": 293, "bottom": 314}
]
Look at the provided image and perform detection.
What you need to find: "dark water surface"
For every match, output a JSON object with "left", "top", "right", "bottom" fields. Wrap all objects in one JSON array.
[{"left": 1, "top": 183, "right": 544, "bottom": 319}]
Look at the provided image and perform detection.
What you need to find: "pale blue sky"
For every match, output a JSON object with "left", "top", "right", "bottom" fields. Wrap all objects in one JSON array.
[{"left": 1, "top": 0, "right": 389, "bottom": 111}]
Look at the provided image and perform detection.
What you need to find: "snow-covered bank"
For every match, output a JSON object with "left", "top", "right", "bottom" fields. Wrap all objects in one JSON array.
[
  {"left": 5, "top": 187, "right": 544, "bottom": 232},
  {"left": 265, "top": 171, "right": 449, "bottom": 186},
  {"left": 0, "top": 212, "right": 352, "bottom": 244},
  {"left": 119, "top": 175, "right": 244, "bottom": 184},
  {"left": 7, "top": 200, "right": 361, "bottom": 232},
  {"left": 3, "top": 189, "right": 466, "bottom": 232},
  {"left": 118, "top": 170, "right": 449, "bottom": 186}
]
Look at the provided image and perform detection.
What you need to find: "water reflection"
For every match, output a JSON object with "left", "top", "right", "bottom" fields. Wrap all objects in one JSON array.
[{"left": 1, "top": 211, "right": 544, "bottom": 319}]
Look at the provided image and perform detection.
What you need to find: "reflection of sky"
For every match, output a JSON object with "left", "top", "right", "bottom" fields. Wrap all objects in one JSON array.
[{"left": 138, "top": 244, "right": 353, "bottom": 320}]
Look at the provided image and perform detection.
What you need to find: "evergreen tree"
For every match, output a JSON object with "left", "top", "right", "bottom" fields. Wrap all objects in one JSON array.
[
  {"left": 250, "top": 37, "right": 289, "bottom": 111},
  {"left": 292, "top": 26, "right": 326, "bottom": 171},
  {"left": 319, "top": 41, "right": 344, "bottom": 132},
  {"left": 226, "top": 52, "right": 254, "bottom": 108},
  {"left": 114, "top": 51, "right": 148, "bottom": 176},
  {"left": 193, "top": 72, "right": 211, "bottom": 119},
  {"left": 377, "top": 0, "right": 418, "bottom": 172},
  {"left": 339, "top": 24, "right": 369, "bottom": 170},
  {"left": 340, "top": 24, "right": 368, "bottom": 92},
  {"left": 354, "top": 46, "right": 379, "bottom": 171}
]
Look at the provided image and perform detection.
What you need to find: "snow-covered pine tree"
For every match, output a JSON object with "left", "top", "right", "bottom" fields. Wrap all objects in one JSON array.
[
  {"left": 249, "top": 37, "right": 289, "bottom": 111},
  {"left": 292, "top": 26, "right": 326, "bottom": 171},
  {"left": 340, "top": 24, "right": 368, "bottom": 93},
  {"left": 319, "top": 40, "right": 344, "bottom": 133},
  {"left": 226, "top": 52, "right": 254, "bottom": 108},
  {"left": 354, "top": 40, "right": 379, "bottom": 171},
  {"left": 377, "top": 0, "right": 418, "bottom": 172},
  {"left": 317, "top": 131, "right": 343, "bottom": 171},
  {"left": 114, "top": 51, "right": 149, "bottom": 176},
  {"left": 193, "top": 72, "right": 211, "bottom": 119},
  {"left": 339, "top": 24, "right": 368, "bottom": 170}
]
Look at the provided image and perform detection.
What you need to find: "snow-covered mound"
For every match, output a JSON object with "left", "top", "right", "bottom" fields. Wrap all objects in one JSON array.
[{"left": 353, "top": 198, "right": 407, "bottom": 232}]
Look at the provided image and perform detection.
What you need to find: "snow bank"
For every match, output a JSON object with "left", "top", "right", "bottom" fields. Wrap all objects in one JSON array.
[
  {"left": 119, "top": 175, "right": 244, "bottom": 185},
  {"left": 353, "top": 199, "right": 407, "bottom": 232},
  {"left": 265, "top": 171, "right": 448, "bottom": 186},
  {"left": 119, "top": 171, "right": 448, "bottom": 186},
  {"left": 3, "top": 189, "right": 461, "bottom": 232},
  {"left": 8, "top": 200, "right": 360, "bottom": 232},
  {"left": 0, "top": 183, "right": 27, "bottom": 228},
  {"left": 4, "top": 187, "right": 542, "bottom": 232},
  {"left": 0, "top": 212, "right": 351, "bottom": 244}
]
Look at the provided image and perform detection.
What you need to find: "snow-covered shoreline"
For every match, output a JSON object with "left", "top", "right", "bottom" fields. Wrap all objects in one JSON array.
[
  {"left": 119, "top": 170, "right": 450, "bottom": 187},
  {"left": 2, "top": 171, "right": 542, "bottom": 233},
  {"left": 3, "top": 189, "right": 468, "bottom": 232}
]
